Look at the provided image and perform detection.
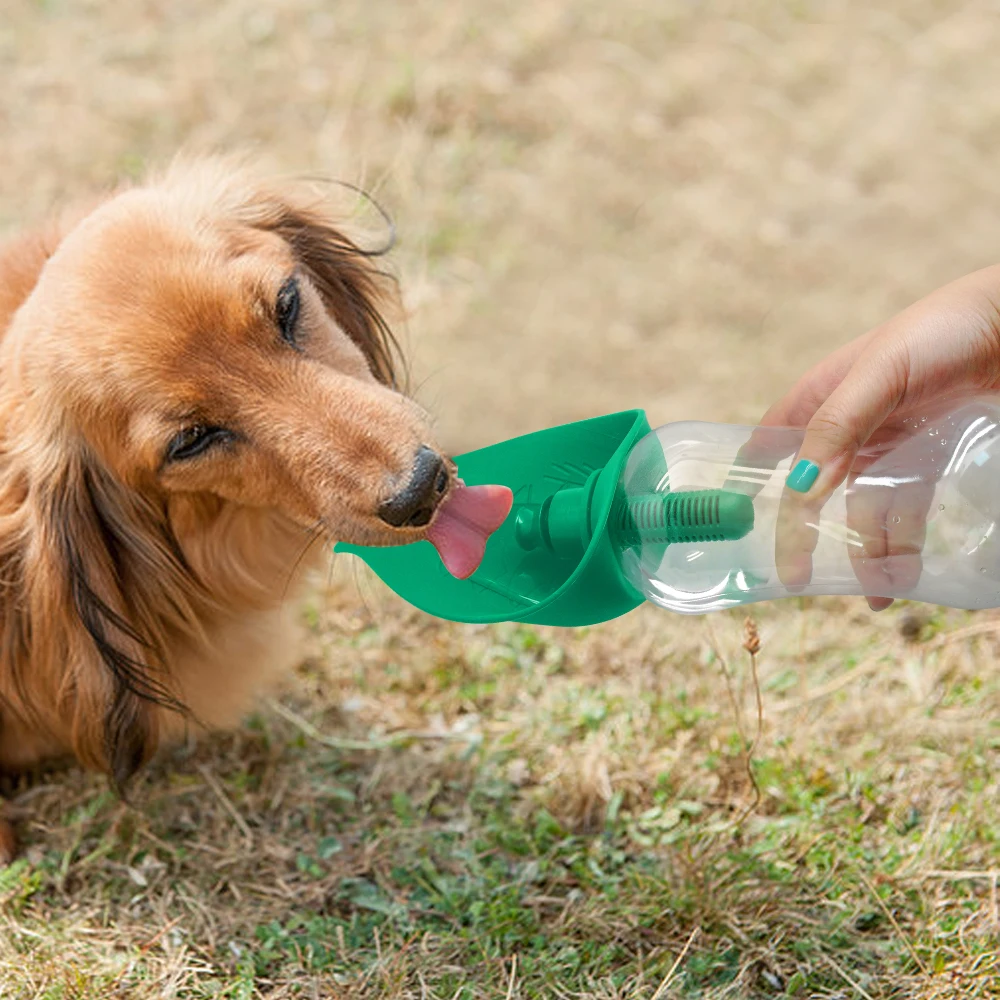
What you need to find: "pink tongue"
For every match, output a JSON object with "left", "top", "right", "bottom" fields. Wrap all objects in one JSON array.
[{"left": 425, "top": 482, "right": 514, "bottom": 579}]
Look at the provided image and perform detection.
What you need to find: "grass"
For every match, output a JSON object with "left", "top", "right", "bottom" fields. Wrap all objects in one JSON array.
[
  {"left": 4, "top": 0, "right": 1000, "bottom": 995},
  {"left": 1, "top": 580, "right": 999, "bottom": 997}
]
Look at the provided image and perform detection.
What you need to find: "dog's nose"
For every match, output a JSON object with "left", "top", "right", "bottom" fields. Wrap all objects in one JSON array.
[{"left": 378, "top": 446, "right": 449, "bottom": 528}]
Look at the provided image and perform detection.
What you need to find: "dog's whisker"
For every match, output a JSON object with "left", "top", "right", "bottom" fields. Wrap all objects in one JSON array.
[
  {"left": 280, "top": 518, "right": 327, "bottom": 602},
  {"left": 348, "top": 556, "right": 381, "bottom": 625}
]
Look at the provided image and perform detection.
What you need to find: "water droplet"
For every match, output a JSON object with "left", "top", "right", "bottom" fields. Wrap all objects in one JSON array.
[
  {"left": 920, "top": 416, "right": 928, "bottom": 422},
  {"left": 939, "top": 504, "right": 945, "bottom": 511},
  {"left": 892, "top": 515, "right": 901, "bottom": 524}
]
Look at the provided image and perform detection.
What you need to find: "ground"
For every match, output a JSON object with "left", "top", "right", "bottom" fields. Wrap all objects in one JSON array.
[{"left": 2, "top": 1, "right": 1000, "bottom": 997}]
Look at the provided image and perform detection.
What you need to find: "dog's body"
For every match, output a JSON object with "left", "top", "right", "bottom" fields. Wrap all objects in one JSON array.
[{"left": 0, "top": 158, "right": 452, "bottom": 849}]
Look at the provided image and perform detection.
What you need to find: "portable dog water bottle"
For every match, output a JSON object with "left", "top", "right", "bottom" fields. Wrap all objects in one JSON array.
[{"left": 337, "top": 398, "right": 1000, "bottom": 624}]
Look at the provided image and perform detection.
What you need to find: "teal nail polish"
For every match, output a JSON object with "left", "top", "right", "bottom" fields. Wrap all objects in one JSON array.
[{"left": 786, "top": 459, "right": 820, "bottom": 493}]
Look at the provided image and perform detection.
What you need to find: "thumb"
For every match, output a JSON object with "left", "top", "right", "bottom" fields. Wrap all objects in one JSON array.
[{"left": 784, "top": 344, "right": 906, "bottom": 501}]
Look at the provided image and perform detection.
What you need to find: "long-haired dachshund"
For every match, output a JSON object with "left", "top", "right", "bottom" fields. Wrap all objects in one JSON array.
[{"left": 0, "top": 156, "right": 509, "bottom": 860}]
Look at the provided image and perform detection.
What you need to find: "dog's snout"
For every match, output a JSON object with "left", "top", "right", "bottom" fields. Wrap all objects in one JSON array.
[{"left": 378, "top": 446, "right": 448, "bottom": 528}]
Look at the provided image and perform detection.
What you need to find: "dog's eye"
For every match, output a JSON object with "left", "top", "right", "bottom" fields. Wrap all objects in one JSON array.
[
  {"left": 275, "top": 276, "right": 301, "bottom": 346},
  {"left": 165, "top": 425, "right": 232, "bottom": 463}
]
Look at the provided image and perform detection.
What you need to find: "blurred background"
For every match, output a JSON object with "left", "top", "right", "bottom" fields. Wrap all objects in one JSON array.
[{"left": 6, "top": 1, "right": 1000, "bottom": 453}]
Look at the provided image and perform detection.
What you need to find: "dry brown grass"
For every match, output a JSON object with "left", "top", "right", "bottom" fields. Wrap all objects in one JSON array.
[{"left": 3, "top": 0, "right": 1000, "bottom": 996}]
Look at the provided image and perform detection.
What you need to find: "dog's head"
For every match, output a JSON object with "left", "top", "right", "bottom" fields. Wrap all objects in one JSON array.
[
  {"left": 9, "top": 157, "right": 453, "bottom": 549},
  {"left": 0, "top": 158, "right": 459, "bottom": 785}
]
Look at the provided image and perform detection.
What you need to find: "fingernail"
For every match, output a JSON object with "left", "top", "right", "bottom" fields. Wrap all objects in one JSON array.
[
  {"left": 867, "top": 597, "right": 894, "bottom": 612},
  {"left": 786, "top": 459, "right": 820, "bottom": 493}
]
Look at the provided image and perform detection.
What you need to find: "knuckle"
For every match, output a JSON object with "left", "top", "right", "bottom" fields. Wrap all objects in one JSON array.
[
  {"left": 807, "top": 399, "right": 869, "bottom": 456},
  {"left": 807, "top": 410, "right": 846, "bottom": 438},
  {"left": 806, "top": 409, "right": 852, "bottom": 453}
]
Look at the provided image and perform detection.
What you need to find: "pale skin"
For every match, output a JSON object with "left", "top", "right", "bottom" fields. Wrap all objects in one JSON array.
[{"left": 760, "top": 265, "right": 1000, "bottom": 610}]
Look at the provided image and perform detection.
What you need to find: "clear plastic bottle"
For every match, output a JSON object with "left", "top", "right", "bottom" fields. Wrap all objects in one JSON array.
[{"left": 615, "top": 397, "right": 1000, "bottom": 614}]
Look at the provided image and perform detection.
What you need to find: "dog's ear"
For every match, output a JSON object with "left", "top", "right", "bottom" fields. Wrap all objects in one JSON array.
[
  {"left": 245, "top": 191, "right": 404, "bottom": 389},
  {"left": 38, "top": 451, "right": 192, "bottom": 790}
]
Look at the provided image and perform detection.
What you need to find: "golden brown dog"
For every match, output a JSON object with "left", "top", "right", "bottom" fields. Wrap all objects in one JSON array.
[{"left": 0, "top": 156, "right": 458, "bottom": 858}]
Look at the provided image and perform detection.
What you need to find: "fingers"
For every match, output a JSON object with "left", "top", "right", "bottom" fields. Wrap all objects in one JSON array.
[
  {"left": 791, "top": 338, "right": 908, "bottom": 495},
  {"left": 775, "top": 345, "right": 906, "bottom": 588},
  {"left": 774, "top": 485, "right": 823, "bottom": 589},
  {"left": 757, "top": 330, "right": 893, "bottom": 589},
  {"left": 845, "top": 476, "right": 932, "bottom": 609},
  {"left": 776, "top": 465, "right": 933, "bottom": 600}
]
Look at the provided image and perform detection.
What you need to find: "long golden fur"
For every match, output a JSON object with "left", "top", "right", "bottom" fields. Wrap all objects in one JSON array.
[{"left": 0, "top": 157, "right": 451, "bottom": 856}]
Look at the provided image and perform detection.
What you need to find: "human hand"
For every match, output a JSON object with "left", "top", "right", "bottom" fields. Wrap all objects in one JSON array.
[{"left": 760, "top": 266, "right": 1000, "bottom": 609}]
